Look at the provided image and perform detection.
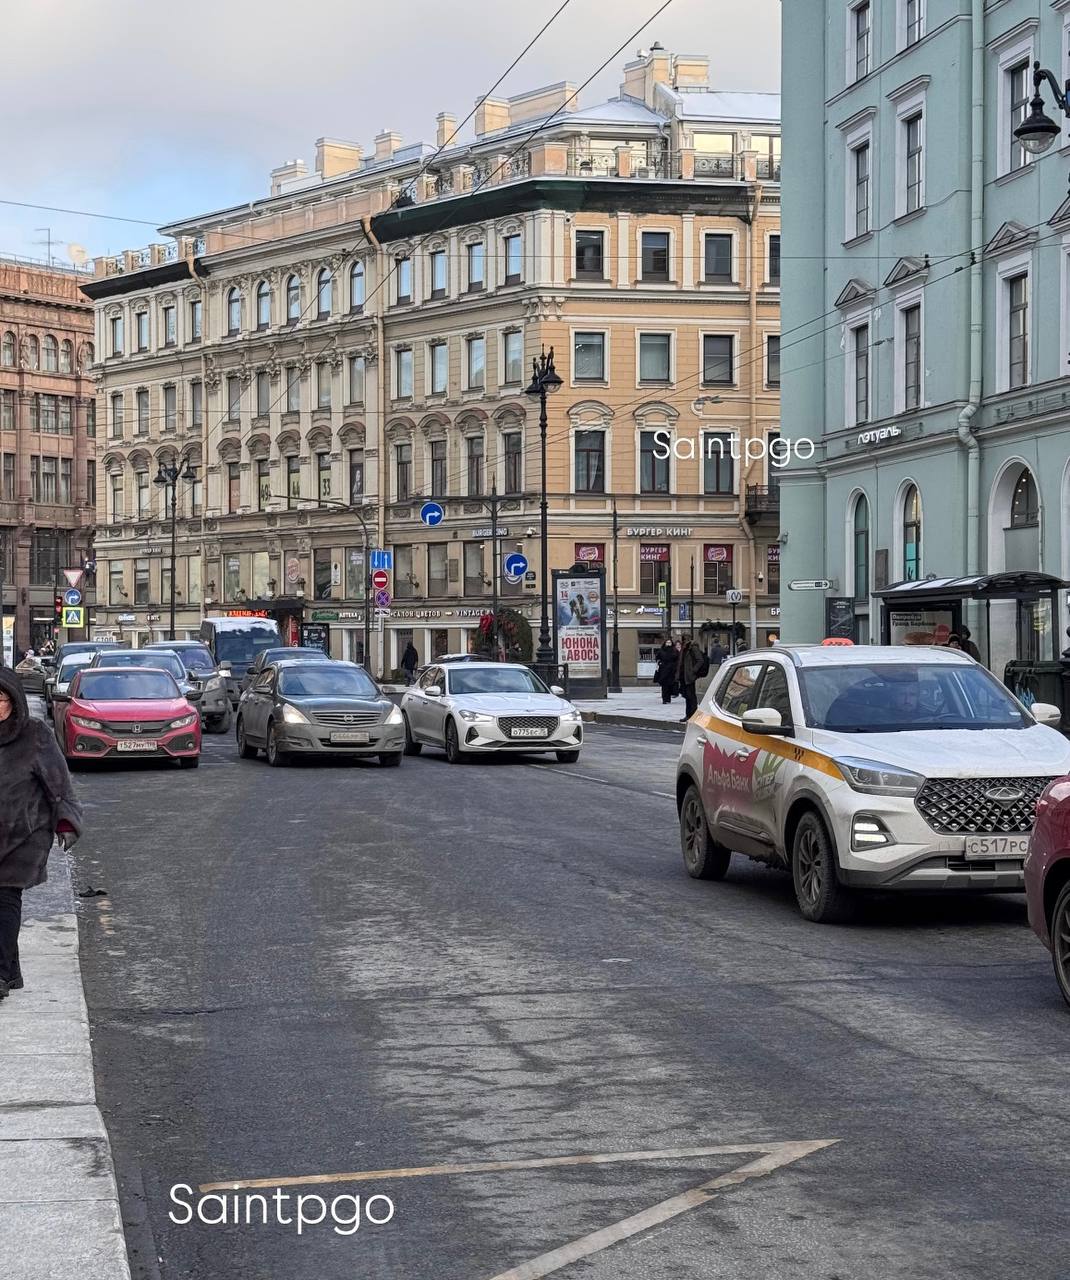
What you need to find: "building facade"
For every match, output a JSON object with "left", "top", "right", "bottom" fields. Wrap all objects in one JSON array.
[
  {"left": 0, "top": 259, "right": 96, "bottom": 658},
  {"left": 85, "top": 47, "right": 781, "bottom": 677},
  {"left": 781, "top": 1, "right": 1070, "bottom": 673}
]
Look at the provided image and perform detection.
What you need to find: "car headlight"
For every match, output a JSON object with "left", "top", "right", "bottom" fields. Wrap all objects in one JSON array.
[
  {"left": 71, "top": 715, "right": 103, "bottom": 731},
  {"left": 835, "top": 756, "right": 924, "bottom": 796},
  {"left": 385, "top": 705, "right": 404, "bottom": 726},
  {"left": 458, "top": 709, "right": 493, "bottom": 722},
  {"left": 560, "top": 707, "right": 582, "bottom": 722},
  {"left": 281, "top": 703, "right": 310, "bottom": 725},
  {"left": 170, "top": 713, "right": 199, "bottom": 730}
]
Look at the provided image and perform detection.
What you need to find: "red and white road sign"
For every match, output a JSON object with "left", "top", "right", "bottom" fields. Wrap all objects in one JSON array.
[{"left": 371, "top": 569, "right": 389, "bottom": 591}]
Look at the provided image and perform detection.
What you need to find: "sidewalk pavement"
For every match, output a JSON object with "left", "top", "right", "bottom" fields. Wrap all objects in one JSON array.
[
  {"left": 574, "top": 683, "right": 708, "bottom": 733},
  {"left": 0, "top": 700, "right": 131, "bottom": 1280}
]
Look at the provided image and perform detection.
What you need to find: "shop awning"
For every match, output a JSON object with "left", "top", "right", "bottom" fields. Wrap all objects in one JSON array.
[{"left": 876, "top": 572, "right": 1070, "bottom": 603}]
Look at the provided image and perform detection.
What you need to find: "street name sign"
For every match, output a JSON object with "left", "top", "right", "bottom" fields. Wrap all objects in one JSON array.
[{"left": 788, "top": 579, "right": 831, "bottom": 591}]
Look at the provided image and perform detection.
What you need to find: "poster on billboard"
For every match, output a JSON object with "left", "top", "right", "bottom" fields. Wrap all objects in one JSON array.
[
  {"left": 888, "top": 609, "right": 954, "bottom": 646},
  {"left": 553, "top": 568, "right": 607, "bottom": 692},
  {"left": 2, "top": 615, "right": 13, "bottom": 667}
]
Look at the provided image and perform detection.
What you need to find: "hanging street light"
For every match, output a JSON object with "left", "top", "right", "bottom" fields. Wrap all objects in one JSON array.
[{"left": 1013, "top": 60, "right": 1069, "bottom": 157}]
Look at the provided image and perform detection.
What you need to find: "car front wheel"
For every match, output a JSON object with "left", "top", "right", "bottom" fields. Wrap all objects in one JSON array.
[
  {"left": 403, "top": 714, "right": 422, "bottom": 756},
  {"left": 679, "top": 785, "right": 731, "bottom": 880},
  {"left": 236, "top": 718, "right": 258, "bottom": 760},
  {"left": 179, "top": 755, "right": 200, "bottom": 770},
  {"left": 208, "top": 705, "right": 232, "bottom": 734},
  {"left": 556, "top": 749, "right": 581, "bottom": 764},
  {"left": 444, "top": 719, "right": 464, "bottom": 764},
  {"left": 792, "top": 812, "right": 852, "bottom": 924},
  {"left": 1050, "top": 880, "right": 1070, "bottom": 1009},
  {"left": 265, "top": 722, "right": 288, "bottom": 768}
]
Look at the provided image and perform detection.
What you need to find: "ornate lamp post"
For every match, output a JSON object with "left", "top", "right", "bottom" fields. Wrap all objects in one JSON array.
[
  {"left": 153, "top": 458, "right": 197, "bottom": 641},
  {"left": 1013, "top": 61, "right": 1070, "bottom": 158},
  {"left": 524, "top": 347, "right": 562, "bottom": 668}
]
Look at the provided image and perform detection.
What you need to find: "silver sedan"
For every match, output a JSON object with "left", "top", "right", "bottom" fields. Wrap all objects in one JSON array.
[{"left": 400, "top": 662, "right": 583, "bottom": 763}]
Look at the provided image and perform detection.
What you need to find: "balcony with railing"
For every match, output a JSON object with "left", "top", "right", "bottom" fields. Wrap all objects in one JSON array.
[{"left": 745, "top": 482, "right": 780, "bottom": 523}]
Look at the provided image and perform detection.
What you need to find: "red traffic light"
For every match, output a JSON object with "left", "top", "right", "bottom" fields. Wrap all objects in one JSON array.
[{"left": 53, "top": 593, "right": 64, "bottom": 616}]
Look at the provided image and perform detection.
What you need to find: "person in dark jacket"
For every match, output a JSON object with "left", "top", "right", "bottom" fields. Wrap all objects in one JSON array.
[
  {"left": 677, "top": 637, "right": 707, "bottom": 721},
  {"left": 959, "top": 626, "right": 982, "bottom": 663},
  {"left": 0, "top": 667, "right": 82, "bottom": 1001},
  {"left": 654, "top": 637, "right": 677, "bottom": 704},
  {"left": 400, "top": 641, "right": 420, "bottom": 685}
]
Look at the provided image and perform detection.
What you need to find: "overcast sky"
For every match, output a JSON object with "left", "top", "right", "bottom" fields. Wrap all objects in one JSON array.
[{"left": 0, "top": 0, "right": 780, "bottom": 265}]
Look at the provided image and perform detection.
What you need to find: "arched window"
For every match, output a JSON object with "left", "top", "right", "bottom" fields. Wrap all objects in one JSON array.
[
  {"left": 286, "top": 274, "right": 301, "bottom": 322},
  {"left": 226, "top": 287, "right": 241, "bottom": 335},
  {"left": 59, "top": 339, "right": 73, "bottom": 372},
  {"left": 1010, "top": 469, "right": 1038, "bottom": 527},
  {"left": 256, "top": 280, "right": 271, "bottom": 330},
  {"left": 1, "top": 332, "right": 14, "bottom": 366},
  {"left": 27, "top": 336, "right": 39, "bottom": 369},
  {"left": 316, "top": 268, "right": 332, "bottom": 319},
  {"left": 852, "top": 495, "right": 870, "bottom": 601},
  {"left": 350, "top": 261, "right": 365, "bottom": 311},
  {"left": 42, "top": 335, "right": 58, "bottom": 371},
  {"left": 902, "top": 484, "right": 922, "bottom": 581}
]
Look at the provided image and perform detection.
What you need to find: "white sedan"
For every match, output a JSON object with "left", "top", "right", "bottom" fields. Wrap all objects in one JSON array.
[{"left": 401, "top": 661, "right": 584, "bottom": 763}]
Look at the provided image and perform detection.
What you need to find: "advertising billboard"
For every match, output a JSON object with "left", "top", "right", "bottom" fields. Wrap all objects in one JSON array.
[{"left": 553, "top": 568, "right": 607, "bottom": 694}]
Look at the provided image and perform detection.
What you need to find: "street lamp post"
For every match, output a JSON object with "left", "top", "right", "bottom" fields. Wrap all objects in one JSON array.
[
  {"left": 153, "top": 459, "right": 197, "bottom": 641},
  {"left": 1013, "top": 61, "right": 1070, "bottom": 159},
  {"left": 609, "top": 498, "right": 622, "bottom": 692},
  {"left": 524, "top": 347, "right": 562, "bottom": 669}
]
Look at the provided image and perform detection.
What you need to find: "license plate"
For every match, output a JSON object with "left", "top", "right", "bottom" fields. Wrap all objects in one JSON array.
[
  {"left": 510, "top": 726, "right": 548, "bottom": 739},
  {"left": 330, "top": 730, "right": 370, "bottom": 744},
  {"left": 963, "top": 834, "right": 1030, "bottom": 859},
  {"left": 116, "top": 739, "right": 157, "bottom": 752}
]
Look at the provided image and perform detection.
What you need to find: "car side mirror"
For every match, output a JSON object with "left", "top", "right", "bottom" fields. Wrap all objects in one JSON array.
[
  {"left": 1031, "top": 702, "right": 1062, "bottom": 729},
  {"left": 52, "top": 691, "right": 70, "bottom": 704},
  {"left": 425, "top": 685, "right": 442, "bottom": 698},
  {"left": 185, "top": 689, "right": 203, "bottom": 703},
  {"left": 219, "top": 661, "right": 232, "bottom": 674},
  {"left": 550, "top": 685, "right": 565, "bottom": 696},
  {"left": 742, "top": 707, "right": 792, "bottom": 736}
]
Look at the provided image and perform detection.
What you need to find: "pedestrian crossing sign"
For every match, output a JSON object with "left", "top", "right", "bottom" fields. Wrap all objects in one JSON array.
[{"left": 62, "top": 606, "right": 84, "bottom": 628}]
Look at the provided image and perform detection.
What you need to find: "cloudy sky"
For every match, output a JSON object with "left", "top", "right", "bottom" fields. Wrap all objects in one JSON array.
[{"left": 0, "top": 0, "right": 780, "bottom": 265}]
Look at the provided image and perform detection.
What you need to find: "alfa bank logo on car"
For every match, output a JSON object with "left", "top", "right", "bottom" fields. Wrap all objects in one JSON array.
[{"left": 703, "top": 739, "right": 756, "bottom": 794}]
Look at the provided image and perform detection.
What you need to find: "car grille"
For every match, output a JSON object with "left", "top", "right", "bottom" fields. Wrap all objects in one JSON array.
[
  {"left": 99, "top": 720, "right": 170, "bottom": 737},
  {"left": 914, "top": 776, "right": 1054, "bottom": 834},
  {"left": 314, "top": 711, "right": 382, "bottom": 727},
  {"left": 497, "top": 715, "right": 560, "bottom": 736}
]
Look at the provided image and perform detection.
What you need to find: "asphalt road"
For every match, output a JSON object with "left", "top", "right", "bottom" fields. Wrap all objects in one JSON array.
[{"left": 68, "top": 724, "right": 1070, "bottom": 1280}]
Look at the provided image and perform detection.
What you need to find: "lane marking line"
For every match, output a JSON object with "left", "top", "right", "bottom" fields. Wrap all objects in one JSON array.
[{"left": 526, "top": 762, "right": 674, "bottom": 799}]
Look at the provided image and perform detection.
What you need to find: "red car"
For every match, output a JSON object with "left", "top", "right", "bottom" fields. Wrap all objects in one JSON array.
[
  {"left": 1026, "top": 776, "right": 1070, "bottom": 1008},
  {"left": 54, "top": 666, "right": 202, "bottom": 768}
]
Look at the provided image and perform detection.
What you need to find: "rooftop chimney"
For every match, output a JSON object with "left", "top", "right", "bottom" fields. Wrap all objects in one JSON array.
[
  {"left": 474, "top": 97, "right": 510, "bottom": 136},
  {"left": 374, "top": 130, "right": 403, "bottom": 161},
  {"left": 436, "top": 112, "right": 457, "bottom": 148},
  {"left": 315, "top": 137, "right": 364, "bottom": 178},
  {"left": 269, "top": 158, "right": 309, "bottom": 195}
]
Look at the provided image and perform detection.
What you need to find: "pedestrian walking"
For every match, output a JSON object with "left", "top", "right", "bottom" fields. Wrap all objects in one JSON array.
[
  {"left": 400, "top": 640, "right": 420, "bottom": 685},
  {"left": 653, "top": 636, "right": 678, "bottom": 705},
  {"left": 0, "top": 668, "right": 82, "bottom": 1002},
  {"left": 677, "top": 636, "right": 709, "bottom": 721},
  {"left": 959, "top": 625, "right": 982, "bottom": 663},
  {"left": 709, "top": 638, "right": 727, "bottom": 668}
]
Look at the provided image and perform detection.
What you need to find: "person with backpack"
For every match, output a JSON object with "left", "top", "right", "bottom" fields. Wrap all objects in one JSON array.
[
  {"left": 677, "top": 637, "right": 710, "bottom": 721},
  {"left": 653, "top": 636, "right": 678, "bottom": 705}
]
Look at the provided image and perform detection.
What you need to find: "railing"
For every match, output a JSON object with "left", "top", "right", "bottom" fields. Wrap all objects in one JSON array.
[
  {"left": 572, "top": 150, "right": 669, "bottom": 179},
  {"left": 695, "top": 152, "right": 738, "bottom": 179},
  {"left": 756, "top": 158, "right": 782, "bottom": 180},
  {"left": 745, "top": 482, "right": 780, "bottom": 522}
]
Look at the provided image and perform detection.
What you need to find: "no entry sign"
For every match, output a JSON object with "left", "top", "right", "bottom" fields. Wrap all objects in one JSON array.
[{"left": 371, "top": 569, "right": 389, "bottom": 591}]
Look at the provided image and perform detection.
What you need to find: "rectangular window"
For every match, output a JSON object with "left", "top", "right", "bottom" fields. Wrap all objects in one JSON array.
[
  {"left": 1009, "top": 61, "right": 1031, "bottom": 174},
  {"left": 1008, "top": 273, "right": 1029, "bottom": 390},
  {"left": 466, "top": 242, "right": 485, "bottom": 291},
  {"left": 227, "top": 376, "right": 240, "bottom": 422},
  {"left": 86, "top": 400, "right": 96, "bottom": 437},
  {"left": 59, "top": 458, "right": 72, "bottom": 505},
  {"left": 395, "top": 348, "right": 413, "bottom": 398},
  {"left": 86, "top": 459, "right": 96, "bottom": 506},
  {"left": 430, "top": 249, "right": 447, "bottom": 298},
  {"left": 430, "top": 342, "right": 448, "bottom": 395},
  {"left": 396, "top": 442, "right": 412, "bottom": 500},
  {"left": 704, "top": 233, "right": 733, "bottom": 283},
  {"left": 906, "top": 0, "right": 923, "bottom": 46},
  {"left": 430, "top": 438, "right": 447, "bottom": 495},
  {"left": 189, "top": 299, "right": 202, "bottom": 341},
  {"left": 640, "top": 431, "right": 670, "bottom": 494},
  {"left": 317, "top": 452, "right": 331, "bottom": 503},
  {"left": 767, "top": 335, "right": 781, "bottom": 388},
  {"left": 348, "top": 354, "right": 365, "bottom": 403},
  {"left": 316, "top": 363, "right": 331, "bottom": 409},
  {"left": 905, "top": 112, "right": 923, "bottom": 213},
  {"left": 702, "top": 334, "right": 734, "bottom": 385},
  {"left": 463, "top": 541, "right": 484, "bottom": 596},
  {"left": 29, "top": 456, "right": 40, "bottom": 503},
  {"left": 159, "top": 384, "right": 175, "bottom": 432},
  {"left": 313, "top": 548, "right": 333, "bottom": 601},
  {"left": 466, "top": 435, "right": 484, "bottom": 496},
  {"left": 257, "top": 459, "right": 270, "bottom": 510},
  {"left": 44, "top": 458, "right": 60, "bottom": 504},
  {"left": 286, "top": 366, "right": 300, "bottom": 413},
  {"left": 639, "top": 333, "right": 671, "bottom": 383},
  {"left": 110, "top": 474, "right": 123, "bottom": 521},
  {"left": 393, "top": 545, "right": 414, "bottom": 600},
  {"left": 396, "top": 257, "right": 412, "bottom": 304},
  {"left": 1, "top": 391, "right": 14, "bottom": 430},
  {"left": 136, "top": 312, "right": 148, "bottom": 352},
  {"left": 286, "top": 455, "right": 301, "bottom": 510},
  {"left": 190, "top": 380, "right": 203, "bottom": 427},
  {"left": 40, "top": 395, "right": 58, "bottom": 434},
  {"left": 187, "top": 555, "right": 201, "bottom": 605},
  {"left": 854, "top": 142, "right": 870, "bottom": 238},
  {"left": 110, "top": 314, "right": 123, "bottom": 356},
  {"left": 256, "top": 371, "right": 270, "bottom": 417},
  {"left": 768, "top": 234, "right": 781, "bottom": 284},
  {"left": 466, "top": 336, "right": 485, "bottom": 390},
  {"left": 854, "top": 1, "right": 871, "bottom": 80},
  {"left": 574, "top": 332, "right": 605, "bottom": 381},
  {"left": 348, "top": 449, "right": 364, "bottom": 504},
  {"left": 109, "top": 562, "right": 125, "bottom": 604},
  {"left": 703, "top": 545, "right": 734, "bottom": 594},
  {"left": 428, "top": 543, "right": 448, "bottom": 597},
  {"left": 704, "top": 434, "right": 734, "bottom": 494},
  {"left": 2, "top": 452, "right": 13, "bottom": 499},
  {"left": 227, "top": 462, "right": 241, "bottom": 514},
  {"left": 162, "top": 305, "right": 176, "bottom": 347},
  {"left": 136, "top": 388, "right": 149, "bottom": 434},
  {"left": 641, "top": 231, "right": 670, "bottom": 281},
  {"left": 574, "top": 429, "right": 605, "bottom": 493},
  {"left": 639, "top": 544, "right": 670, "bottom": 595},
  {"left": 224, "top": 555, "right": 241, "bottom": 601},
  {"left": 503, "top": 331, "right": 523, "bottom": 385},
  {"left": 503, "top": 234, "right": 522, "bottom": 284},
  {"left": 344, "top": 547, "right": 364, "bottom": 599},
  {"left": 135, "top": 469, "right": 149, "bottom": 518},
  {"left": 29, "top": 395, "right": 39, "bottom": 432},
  {"left": 503, "top": 432, "right": 522, "bottom": 493},
  {"left": 575, "top": 230, "right": 604, "bottom": 278},
  {"left": 902, "top": 305, "right": 921, "bottom": 409},
  {"left": 853, "top": 323, "right": 870, "bottom": 424},
  {"left": 58, "top": 397, "right": 73, "bottom": 435}
]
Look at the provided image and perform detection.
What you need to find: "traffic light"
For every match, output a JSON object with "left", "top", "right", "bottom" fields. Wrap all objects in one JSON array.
[{"left": 54, "top": 592, "right": 64, "bottom": 620}]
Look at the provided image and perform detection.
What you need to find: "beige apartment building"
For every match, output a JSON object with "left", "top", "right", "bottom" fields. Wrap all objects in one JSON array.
[{"left": 83, "top": 46, "right": 781, "bottom": 677}]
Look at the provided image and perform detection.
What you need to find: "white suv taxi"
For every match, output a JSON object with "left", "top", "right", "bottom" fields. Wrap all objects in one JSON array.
[{"left": 676, "top": 645, "right": 1070, "bottom": 922}]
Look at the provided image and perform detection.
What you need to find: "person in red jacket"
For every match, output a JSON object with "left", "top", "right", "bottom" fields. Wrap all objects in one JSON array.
[{"left": 0, "top": 667, "right": 82, "bottom": 1001}]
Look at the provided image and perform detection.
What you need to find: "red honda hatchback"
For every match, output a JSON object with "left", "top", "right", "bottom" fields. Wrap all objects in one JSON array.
[
  {"left": 1026, "top": 776, "right": 1070, "bottom": 1008},
  {"left": 55, "top": 666, "right": 202, "bottom": 768}
]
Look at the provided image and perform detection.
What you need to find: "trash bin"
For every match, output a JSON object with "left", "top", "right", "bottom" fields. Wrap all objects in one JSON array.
[{"left": 1004, "top": 660, "right": 1070, "bottom": 733}]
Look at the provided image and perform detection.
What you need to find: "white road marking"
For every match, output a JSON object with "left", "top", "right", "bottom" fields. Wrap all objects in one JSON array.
[{"left": 526, "top": 762, "right": 674, "bottom": 799}]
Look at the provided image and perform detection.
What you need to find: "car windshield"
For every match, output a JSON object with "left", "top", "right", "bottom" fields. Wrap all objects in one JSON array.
[
  {"left": 77, "top": 670, "right": 181, "bottom": 701},
  {"left": 448, "top": 668, "right": 549, "bottom": 695},
  {"left": 161, "top": 646, "right": 215, "bottom": 673},
  {"left": 261, "top": 648, "right": 327, "bottom": 666},
  {"left": 798, "top": 662, "right": 1029, "bottom": 732},
  {"left": 94, "top": 651, "right": 186, "bottom": 682},
  {"left": 279, "top": 667, "right": 378, "bottom": 699},
  {"left": 214, "top": 626, "right": 281, "bottom": 665},
  {"left": 57, "top": 655, "right": 94, "bottom": 684}
]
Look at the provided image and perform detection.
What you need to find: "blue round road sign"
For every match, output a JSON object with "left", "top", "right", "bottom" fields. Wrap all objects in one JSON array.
[
  {"left": 420, "top": 501, "right": 445, "bottom": 527},
  {"left": 504, "top": 553, "right": 528, "bottom": 579},
  {"left": 63, "top": 588, "right": 82, "bottom": 607}
]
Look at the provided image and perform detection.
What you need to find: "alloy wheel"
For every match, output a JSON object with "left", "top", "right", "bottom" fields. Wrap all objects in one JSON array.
[
  {"left": 682, "top": 793, "right": 704, "bottom": 874},
  {"left": 796, "top": 826, "right": 822, "bottom": 906},
  {"left": 1053, "top": 885, "right": 1070, "bottom": 1007}
]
